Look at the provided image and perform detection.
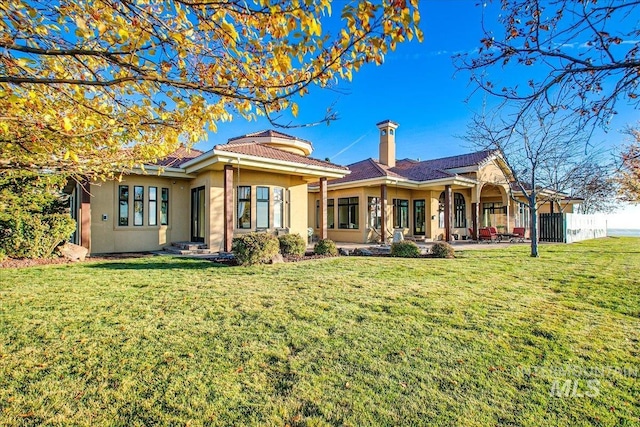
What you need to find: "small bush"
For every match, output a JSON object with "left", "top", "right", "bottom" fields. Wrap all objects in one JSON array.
[
  {"left": 232, "top": 232, "right": 280, "bottom": 265},
  {"left": 314, "top": 239, "right": 338, "bottom": 256},
  {"left": 0, "top": 173, "right": 75, "bottom": 259},
  {"left": 0, "top": 213, "right": 76, "bottom": 259},
  {"left": 431, "top": 242, "right": 455, "bottom": 258},
  {"left": 391, "top": 240, "right": 421, "bottom": 258},
  {"left": 278, "top": 233, "right": 306, "bottom": 257}
]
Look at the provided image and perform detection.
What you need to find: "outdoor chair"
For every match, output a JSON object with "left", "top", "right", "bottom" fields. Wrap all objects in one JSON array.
[
  {"left": 478, "top": 227, "right": 498, "bottom": 243},
  {"left": 512, "top": 227, "right": 526, "bottom": 243}
]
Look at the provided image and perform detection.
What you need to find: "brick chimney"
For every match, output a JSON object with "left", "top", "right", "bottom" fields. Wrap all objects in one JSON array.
[{"left": 376, "top": 120, "right": 399, "bottom": 167}]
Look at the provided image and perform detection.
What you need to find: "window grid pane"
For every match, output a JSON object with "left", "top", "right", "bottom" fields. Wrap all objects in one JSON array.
[
  {"left": 133, "top": 186, "right": 144, "bottom": 226},
  {"left": 161, "top": 188, "right": 169, "bottom": 225},
  {"left": 368, "top": 197, "right": 381, "bottom": 228},
  {"left": 327, "top": 199, "right": 334, "bottom": 229},
  {"left": 256, "top": 186, "right": 269, "bottom": 228},
  {"left": 118, "top": 185, "right": 129, "bottom": 226},
  {"left": 273, "top": 188, "right": 284, "bottom": 228},
  {"left": 393, "top": 199, "right": 409, "bottom": 228},
  {"left": 237, "top": 186, "right": 251, "bottom": 229},
  {"left": 149, "top": 187, "right": 157, "bottom": 226},
  {"left": 338, "top": 197, "right": 359, "bottom": 229}
]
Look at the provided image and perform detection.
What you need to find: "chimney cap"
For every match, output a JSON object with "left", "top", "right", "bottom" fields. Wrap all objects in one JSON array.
[{"left": 376, "top": 119, "right": 399, "bottom": 129}]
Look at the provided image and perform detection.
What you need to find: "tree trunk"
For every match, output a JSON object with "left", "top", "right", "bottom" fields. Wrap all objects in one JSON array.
[{"left": 529, "top": 194, "right": 539, "bottom": 257}]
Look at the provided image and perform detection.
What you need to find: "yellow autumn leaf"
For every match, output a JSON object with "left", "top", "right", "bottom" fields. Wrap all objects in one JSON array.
[
  {"left": 118, "top": 27, "right": 128, "bottom": 40},
  {"left": 62, "top": 117, "right": 72, "bottom": 132}
]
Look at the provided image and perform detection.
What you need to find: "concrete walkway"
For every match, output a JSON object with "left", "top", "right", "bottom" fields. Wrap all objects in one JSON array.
[{"left": 310, "top": 239, "right": 532, "bottom": 254}]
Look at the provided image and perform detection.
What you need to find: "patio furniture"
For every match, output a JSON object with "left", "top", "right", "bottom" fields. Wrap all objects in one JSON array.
[
  {"left": 512, "top": 227, "right": 526, "bottom": 243},
  {"left": 478, "top": 227, "right": 498, "bottom": 243}
]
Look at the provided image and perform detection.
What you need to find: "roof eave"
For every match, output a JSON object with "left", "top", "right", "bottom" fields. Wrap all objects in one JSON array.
[
  {"left": 185, "top": 149, "right": 349, "bottom": 179},
  {"left": 323, "top": 175, "right": 477, "bottom": 191},
  {"left": 132, "top": 165, "right": 196, "bottom": 178}
]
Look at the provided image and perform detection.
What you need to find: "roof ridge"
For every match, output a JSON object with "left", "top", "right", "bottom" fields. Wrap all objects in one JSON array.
[
  {"left": 227, "top": 129, "right": 310, "bottom": 143},
  {"left": 434, "top": 168, "right": 455, "bottom": 177},
  {"left": 369, "top": 158, "right": 390, "bottom": 177},
  {"left": 215, "top": 142, "right": 348, "bottom": 170}
]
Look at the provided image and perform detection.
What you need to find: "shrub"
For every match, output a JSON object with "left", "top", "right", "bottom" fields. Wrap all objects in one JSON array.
[
  {"left": 0, "top": 213, "right": 76, "bottom": 259},
  {"left": 278, "top": 233, "right": 306, "bottom": 257},
  {"left": 0, "top": 173, "right": 76, "bottom": 259},
  {"left": 391, "top": 240, "right": 421, "bottom": 258},
  {"left": 313, "top": 239, "right": 338, "bottom": 256},
  {"left": 231, "top": 232, "right": 280, "bottom": 266},
  {"left": 431, "top": 242, "right": 455, "bottom": 258}
]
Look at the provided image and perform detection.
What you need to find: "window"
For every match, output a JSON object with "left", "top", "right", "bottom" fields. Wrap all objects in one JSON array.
[
  {"left": 438, "top": 192, "right": 445, "bottom": 228},
  {"left": 315, "top": 200, "right": 320, "bottom": 229},
  {"left": 256, "top": 186, "right": 269, "bottom": 228},
  {"left": 438, "top": 192, "right": 466, "bottom": 228},
  {"left": 237, "top": 186, "right": 251, "bottom": 229},
  {"left": 393, "top": 199, "right": 409, "bottom": 228},
  {"left": 118, "top": 185, "right": 129, "bottom": 226},
  {"left": 454, "top": 193, "right": 466, "bottom": 228},
  {"left": 482, "top": 202, "right": 506, "bottom": 227},
  {"left": 149, "top": 187, "right": 157, "bottom": 226},
  {"left": 327, "top": 199, "right": 334, "bottom": 229},
  {"left": 133, "top": 186, "right": 144, "bottom": 226},
  {"left": 161, "top": 188, "right": 169, "bottom": 225},
  {"left": 273, "top": 188, "right": 284, "bottom": 228},
  {"left": 368, "top": 197, "right": 381, "bottom": 228},
  {"left": 338, "top": 197, "right": 359, "bottom": 229},
  {"left": 516, "top": 202, "right": 530, "bottom": 228}
]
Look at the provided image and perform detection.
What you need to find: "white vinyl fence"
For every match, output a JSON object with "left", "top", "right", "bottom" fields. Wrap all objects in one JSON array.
[{"left": 564, "top": 213, "right": 608, "bottom": 243}]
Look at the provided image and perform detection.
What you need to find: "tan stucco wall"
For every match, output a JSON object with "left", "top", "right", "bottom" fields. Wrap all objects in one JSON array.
[
  {"left": 89, "top": 176, "right": 191, "bottom": 254},
  {"left": 311, "top": 186, "right": 460, "bottom": 243},
  {"left": 91, "top": 168, "right": 312, "bottom": 253},
  {"left": 222, "top": 169, "right": 309, "bottom": 248}
]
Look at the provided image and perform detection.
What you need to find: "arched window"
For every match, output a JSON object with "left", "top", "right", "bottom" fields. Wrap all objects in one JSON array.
[
  {"left": 454, "top": 193, "right": 466, "bottom": 228},
  {"left": 438, "top": 192, "right": 467, "bottom": 228}
]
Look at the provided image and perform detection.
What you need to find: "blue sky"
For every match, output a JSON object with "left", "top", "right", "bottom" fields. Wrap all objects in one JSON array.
[{"left": 194, "top": 0, "right": 640, "bottom": 226}]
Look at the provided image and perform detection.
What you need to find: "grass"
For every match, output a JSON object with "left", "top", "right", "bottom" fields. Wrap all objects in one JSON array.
[{"left": 0, "top": 238, "right": 639, "bottom": 426}]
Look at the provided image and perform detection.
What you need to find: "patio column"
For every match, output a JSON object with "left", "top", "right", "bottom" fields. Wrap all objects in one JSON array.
[
  {"left": 471, "top": 202, "right": 478, "bottom": 240},
  {"left": 319, "top": 177, "right": 328, "bottom": 240},
  {"left": 444, "top": 184, "right": 453, "bottom": 242},
  {"left": 80, "top": 181, "right": 91, "bottom": 252},
  {"left": 223, "top": 165, "right": 234, "bottom": 252},
  {"left": 380, "top": 184, "right": 388, "bottom": 243}
]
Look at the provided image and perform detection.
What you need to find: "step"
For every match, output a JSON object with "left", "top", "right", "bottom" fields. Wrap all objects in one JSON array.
[
  {"left": 170, "top": 241, "right": 208, "bottom": 251},
  {"left": 163, "top": 246, "right": 212, "bottom": 255}
]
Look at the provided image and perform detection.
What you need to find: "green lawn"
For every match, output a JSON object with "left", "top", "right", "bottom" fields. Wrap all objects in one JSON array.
[{"left": 1, "top": 238, "right": 639, "bottom": 426}]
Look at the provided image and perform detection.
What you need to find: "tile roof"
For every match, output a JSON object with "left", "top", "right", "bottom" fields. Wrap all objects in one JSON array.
[
  {"left": 227, "top": 129, "right": 312, "bottom": 145},
  {"left": 214, "top": 142, "right": 348, "bottom": 170},
  {"left": 154, "top": 146, "right": 205, "bottom": 167},
  {"left": 326, "top": 158, "right": 403, "bottom": 185},
  {"left": 328, "top": 150, "right": 496, "bottom": 185}
]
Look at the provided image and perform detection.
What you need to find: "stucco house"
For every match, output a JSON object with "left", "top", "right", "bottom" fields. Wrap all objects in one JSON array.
[
  {"left": 68, "top": 131, "right": 348, "bottom": 254},
  {"left": 68, "top": 120, "right": 578, "bottom": 254},
  {"left": 308, "top": 120, "right": 578, "bottom": 244}
]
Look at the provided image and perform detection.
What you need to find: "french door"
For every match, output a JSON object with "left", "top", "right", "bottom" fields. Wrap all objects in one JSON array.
[
  {"left": 191, "top": 186, "right": 205, "bottom": 242},
  {"left": 414, "top": 199, "right": 425, "bottom": 236}
]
